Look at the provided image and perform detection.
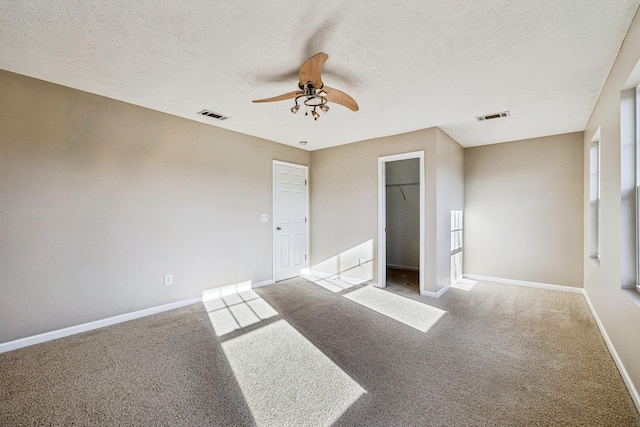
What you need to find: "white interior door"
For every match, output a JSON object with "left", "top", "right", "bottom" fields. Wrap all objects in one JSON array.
[{"left": 274, "top": 162, "right": 308, "bottom": 282}]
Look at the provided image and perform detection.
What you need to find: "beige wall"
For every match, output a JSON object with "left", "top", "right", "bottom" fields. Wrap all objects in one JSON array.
[
  {"left": 436, "top": 129, "right": 465, "bottom": 286},
  {"left": 309, "top": 127, "right": 464, "bottom": 293},
  {"left": 583, "top": 5, "right": 640, "bottom": 401},
  {"left": 464, "top": 132, "right": 584, "bottom": 287},
  {"left": 0, "top": 70, "right": 309, "bottom": 343}
]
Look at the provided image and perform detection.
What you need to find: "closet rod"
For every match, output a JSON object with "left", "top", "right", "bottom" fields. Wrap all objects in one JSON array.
[{"left": 385, "top": 182, "right": 419, "bottom": 187}]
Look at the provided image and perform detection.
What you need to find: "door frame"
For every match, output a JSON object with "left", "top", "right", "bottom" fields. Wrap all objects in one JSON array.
[
  {"left": 272, "top": 160, "right": 310, "bottom": 282},
  {"left": 377, "top": 151, "right": 425, "bottom": 293}
]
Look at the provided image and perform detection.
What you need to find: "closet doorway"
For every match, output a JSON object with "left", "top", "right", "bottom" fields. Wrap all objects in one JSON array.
[{"left": 377, "top": 151, "right": 425, "bottom": 294}]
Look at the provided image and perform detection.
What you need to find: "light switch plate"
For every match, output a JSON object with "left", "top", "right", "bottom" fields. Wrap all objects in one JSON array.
[{"left": 261, "top": 214, "right": 268, "bottom": 222}]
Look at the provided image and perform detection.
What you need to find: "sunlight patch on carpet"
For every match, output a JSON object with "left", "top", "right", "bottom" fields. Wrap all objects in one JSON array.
[
  {"left": 222, "top": 320, "right": 365, "bottom": 427},
  {"left": 344, "top": 286, "right": 446, "bottom": 332},
  {"left": 203, "top": 281, "right": 278, "bottom": 337},
  {"left": 452, "top": 278, "right": 478, "bottom": 292},
  {"left": 302, "top": 274, "right": 355, "bottom": 293}
]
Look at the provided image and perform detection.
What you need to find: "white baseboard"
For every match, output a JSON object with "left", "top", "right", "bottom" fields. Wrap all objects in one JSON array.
[
  {"left": 466, "top": 273, "right": 639, "bottom": 412},
  {"left": 253, "top": 279, "right": 274, "bottom": 288},
  {"left": 386, "top": 264, "right": 420, "bottom": 272},
  {"left": 309, "top": 270, "right": 334, "bottom": 280},
  {"left": 421, "top": 286, "right": 450, "bottom": 299},
  {"left": 583, "top": 292, "right": 640, "bottom": 413},
  {"left": 464, "top": 274, "right": 584, "bottom": 294},
  {"left": 0, "top": 297, "right": 202, "bottom": 354}
]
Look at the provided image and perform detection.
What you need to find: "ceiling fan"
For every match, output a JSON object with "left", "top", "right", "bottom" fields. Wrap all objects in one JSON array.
[{"left": 253, "top": 52, "right": 359, "bottom": 120}]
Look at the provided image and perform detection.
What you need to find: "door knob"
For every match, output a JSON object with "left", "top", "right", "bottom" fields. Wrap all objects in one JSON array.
[{"left": 276, "top": 227, "right": 282, "bottom": 230}]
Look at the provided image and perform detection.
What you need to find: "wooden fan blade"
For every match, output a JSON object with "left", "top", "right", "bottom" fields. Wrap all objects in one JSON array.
[
  {"left": 324, "top": 86, "right": 359, "bottom": 111},
  {"left": 253, "top": 91, "right": 301, "bottom": 103},
  {"left": 299, "top": 52, "right": 328, "bottom": 88}
]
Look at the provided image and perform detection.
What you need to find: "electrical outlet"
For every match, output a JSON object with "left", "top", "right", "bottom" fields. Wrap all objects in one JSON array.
[
  {"left": 359, "top": 258, "right": 365, "bottom": 267},
  {"left": 164, "top": 274, "right": 173, "bottom": 286},
  {"left": 261, "top": 214, "right": 268, "bottom": 222}
]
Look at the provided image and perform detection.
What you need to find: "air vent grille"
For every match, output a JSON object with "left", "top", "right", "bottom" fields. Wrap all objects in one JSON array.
[
  {"left": 198, "top": 110, "right": 229, "bottom": 120},
  {"left": 476, "top": 111, "right": 510, "bottom": 122}
]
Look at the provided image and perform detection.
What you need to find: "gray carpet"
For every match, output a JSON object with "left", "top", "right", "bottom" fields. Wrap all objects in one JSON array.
[{"left": 1, "top": 277, "right": 639, "bottom": 426}]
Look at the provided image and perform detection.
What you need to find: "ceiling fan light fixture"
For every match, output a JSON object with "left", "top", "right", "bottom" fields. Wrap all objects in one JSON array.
[{"left": 253, "top": 52, "right": 359, "bottom": 120}]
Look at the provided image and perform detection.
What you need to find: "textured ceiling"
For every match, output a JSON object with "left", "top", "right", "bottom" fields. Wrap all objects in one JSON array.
[{"left": 1, "top": 1, "right": 639, "bottom": 150}]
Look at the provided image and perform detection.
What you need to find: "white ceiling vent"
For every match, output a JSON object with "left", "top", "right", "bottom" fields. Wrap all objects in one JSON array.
[
  {"left": 476, "top": 111, "right": 510, "bottom": 122},
  {"left": 198, "top": 110, "right": 230, "bottom": 120}
]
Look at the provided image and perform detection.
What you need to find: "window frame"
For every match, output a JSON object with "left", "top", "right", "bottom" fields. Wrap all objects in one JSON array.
[
  {"left": 636, "top": 85, "right": 640, "bottom": 291},
  {"left": 636, "top": 185, "right": 639, "bottom": 292},
  {"left": 589, "top": 131, "right": 601, "bottom": 264},
  {"left": 619, "top": 74, "right": 640, "bottom": 297},
  {"left": 450, "top": 210, "right": 463, "bottom": 284}
]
